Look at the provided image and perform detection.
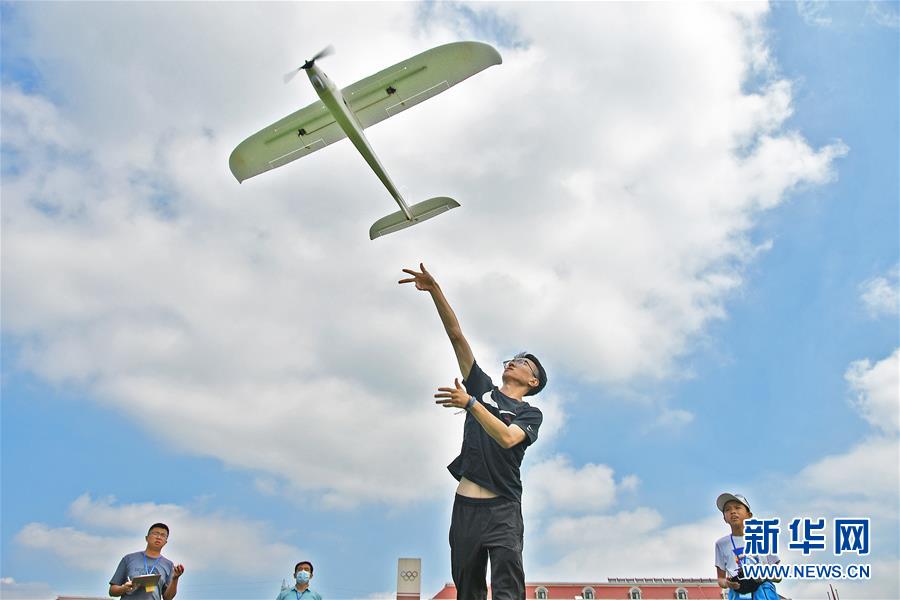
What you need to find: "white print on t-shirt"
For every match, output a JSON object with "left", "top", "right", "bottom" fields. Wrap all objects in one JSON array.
[
  {"left": 715, "top": 535, "right": 780, "bottom": 578},
  {"left": 480, "top": 390, "right": 499, "bottom": 409}
]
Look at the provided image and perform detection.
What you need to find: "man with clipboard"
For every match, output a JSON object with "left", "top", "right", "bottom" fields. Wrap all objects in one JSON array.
[{"left": 109, "top": 523, "right": 185, "bottom": 599}]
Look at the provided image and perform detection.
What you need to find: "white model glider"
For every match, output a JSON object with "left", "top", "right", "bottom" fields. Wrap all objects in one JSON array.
[{"left": 229, "top": 41, "right": 501, "bottom": 239}]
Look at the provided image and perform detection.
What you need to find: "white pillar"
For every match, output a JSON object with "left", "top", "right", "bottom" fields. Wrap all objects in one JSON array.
[{"left": 397, "top": 557, "right": 421, "bottom": 600}]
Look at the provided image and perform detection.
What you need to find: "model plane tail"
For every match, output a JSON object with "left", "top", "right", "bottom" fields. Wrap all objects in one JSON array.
[{"left": 369, "top": 197, "right": 460, "bottom": 240}]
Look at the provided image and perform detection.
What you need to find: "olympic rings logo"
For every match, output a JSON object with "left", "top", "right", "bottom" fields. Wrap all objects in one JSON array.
[{"left": 400, "top": 570, "right": 418, "bottom": 581}]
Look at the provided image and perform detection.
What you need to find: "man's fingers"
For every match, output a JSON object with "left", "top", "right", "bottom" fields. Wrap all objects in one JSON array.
[
  {"left": 420, "top": 262, "right": 427, "bottom": 273},
  {"left": 398, "top": 278, "right": 415, "bottom": 284},
  {"left": 400, "top": 268, "right": 419, "bottom": 276}
]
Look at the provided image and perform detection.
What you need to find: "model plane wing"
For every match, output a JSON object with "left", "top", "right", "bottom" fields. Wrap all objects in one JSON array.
[
  {"left": 229, "top": 101, "right": 345, "bottom": 183},
  {"left": 344, "top": 41, "right": 501, "bottom": 130},
  {"left": 229, "top": 41, "right": 501, "bottom": 183}
]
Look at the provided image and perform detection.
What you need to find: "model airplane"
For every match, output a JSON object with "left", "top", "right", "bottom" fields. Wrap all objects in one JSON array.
[{"left": 229, "top": 41, "right": 502, "bottom": 239}]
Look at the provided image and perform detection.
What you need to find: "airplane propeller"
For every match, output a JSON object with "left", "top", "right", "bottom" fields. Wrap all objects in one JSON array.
[{"left": 283, "top": 45, "right": 335, "bottom": 84}]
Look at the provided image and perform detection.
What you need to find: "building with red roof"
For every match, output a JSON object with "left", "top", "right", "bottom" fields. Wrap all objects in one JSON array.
[{"left": 431, "top": 577, "right": 729, "bottom": 599}]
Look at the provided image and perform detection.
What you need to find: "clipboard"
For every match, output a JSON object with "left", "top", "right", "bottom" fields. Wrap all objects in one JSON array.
[{"left": 130, "top": 573, "right": 161, "bottom": 589}]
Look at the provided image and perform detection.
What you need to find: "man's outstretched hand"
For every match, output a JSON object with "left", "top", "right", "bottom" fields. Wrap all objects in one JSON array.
[
  {"left": 399, "top": 262, "right": 474, "bottom": 378},
  {"left": 435, "top": 378, "right": 470, "bottom": 410},
  {"left": 399, "top": 263, "right": 438, "bottom": 293}
]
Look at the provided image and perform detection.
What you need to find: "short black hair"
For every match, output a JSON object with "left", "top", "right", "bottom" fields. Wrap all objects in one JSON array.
[
  {"left": 295, "top": 561, "right": 314, "bottom": 574},
  {"left": 147, "top": 523, "right": 169, "bottom": 536},
  {"left": 521, "top": 352, "right": 547, "bottom": 396}
]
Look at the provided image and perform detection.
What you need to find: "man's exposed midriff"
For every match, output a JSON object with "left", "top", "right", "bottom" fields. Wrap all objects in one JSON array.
[{"left": 456, "top": 476, "right": 498, "bottom": 499}]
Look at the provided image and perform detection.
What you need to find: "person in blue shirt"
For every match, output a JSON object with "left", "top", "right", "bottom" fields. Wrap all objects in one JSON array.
[
  {"left": 276, "top": 561, "right": 322, "bottom": 600},
  {"left": 109, "top": 522, "right": 185, "bottom": 600}
]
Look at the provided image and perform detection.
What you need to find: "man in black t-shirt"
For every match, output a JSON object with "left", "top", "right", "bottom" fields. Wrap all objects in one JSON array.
[{"left": 400, "top": 263, "right": 547, "bottom": 600}]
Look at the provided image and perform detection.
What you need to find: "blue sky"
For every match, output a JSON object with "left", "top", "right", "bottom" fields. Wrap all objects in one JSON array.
[{"left": 2, "top": 2, "right": 897, "bottom": 600}]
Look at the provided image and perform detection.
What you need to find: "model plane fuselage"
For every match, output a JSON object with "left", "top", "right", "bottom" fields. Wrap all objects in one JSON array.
[{"left": 305, "top": 63, "right": 412, "bottom": 220}]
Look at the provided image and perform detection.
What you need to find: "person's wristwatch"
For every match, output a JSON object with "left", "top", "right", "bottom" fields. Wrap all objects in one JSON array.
[{"left": 465, "top": 396, "right": 476, "bottom": 411}]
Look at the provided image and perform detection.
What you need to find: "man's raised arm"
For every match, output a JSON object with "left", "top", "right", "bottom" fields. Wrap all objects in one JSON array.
[{"left": 400, "top": 263, "right": 475, "bottom": 378}]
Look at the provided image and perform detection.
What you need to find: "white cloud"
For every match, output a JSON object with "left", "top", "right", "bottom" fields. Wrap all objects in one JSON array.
[
  {"left": 845, "top": 349, "right": 899, "bottom": 435},
  {"left": 648, "top": 407, "right": 696, "bottom": 431},
  {"left": 528, "top": 510, "right": 723, "bottom": 580},
  {"left": 524, "top": 455, "right": 637, "bottom": 517},
  {"left": 2, "top": 3, "right": 847, "bottom": 506},
  {"left": 796, "top": 0, "right": 833, "bottom": 27},
  {"left": 15, "top": 494, "right": 303, "bottom": 576},
  {"left": 866, "top": 1, "right": 900, "bottom": 29},
  {"left": 795, "top": 435, "right": 899, "bottom": 500},
  {"left": 0, "top": 578, "right": 56, "bottom": 600},
  {"left": 254, "top": 477, "right": 280, "bottom": 496},
  {"left": 17, "top": 523, "right": 134, "bottom": 573},
  {"left": 860, "top": 266, "right": 899, "bottom": 318}
]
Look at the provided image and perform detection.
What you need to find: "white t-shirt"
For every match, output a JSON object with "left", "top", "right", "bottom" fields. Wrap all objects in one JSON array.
[{"left": 715, "top": 534, "right": 780, "bottom": 578}]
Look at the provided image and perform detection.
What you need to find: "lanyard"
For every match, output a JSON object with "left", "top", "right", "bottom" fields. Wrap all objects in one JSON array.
[
  {"left": 730, "top": 535, "right": 762, "bottom": 569},
  {"left": 143, "top": 552, "right": 163, "bottom": 576},
  {"left": 731, "top": 535, "right": 777, "bottom": 600},
  {"left": 730, "top": 535, "right": 746, "bottom": 571},
  {"left": 294, "top": 590, "right": 307, "bottom": 600}
]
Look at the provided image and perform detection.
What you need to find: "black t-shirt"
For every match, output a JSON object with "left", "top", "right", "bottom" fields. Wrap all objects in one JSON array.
[{"left": 447, "top": 361, "right": 543, "bottom": 501}]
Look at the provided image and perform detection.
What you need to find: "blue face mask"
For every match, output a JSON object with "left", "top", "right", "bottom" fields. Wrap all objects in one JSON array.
[{"left": 295, "top": 570, "right": 310, "bottom": 584}]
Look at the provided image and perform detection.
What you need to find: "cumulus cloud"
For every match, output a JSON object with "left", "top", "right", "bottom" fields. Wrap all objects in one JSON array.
[
  {"left": 796, "top": 0, "right": 833, "bottom": 27},
  {"left": 15, "top": 494, "right": 303, "bottom": 576},
  {"left": 524, "top": 455, "right": 638, "bottom": 517},
  {"left": 795, "top": 435, "right": 899, "bottom": 501},
  {"left": 866, "top": 1, "right": 900, "bottom": 29},
  {"left": 647, "top": 407, "right": 695, "bottom": 431},
  {"left": 2, "top": 2, "right": 846, "bottom": 506},
  {"left": 0, "top": 578, "right": 56, "bottom": 600},
  {"left": 845, "top": 349, "right": 899, "bottom": 435},
  {"left": 528, "top": 510, "right": 723, "bottom": 580},
  {"left": 860, "top": 266, "right": 899, "bottom": 318}
]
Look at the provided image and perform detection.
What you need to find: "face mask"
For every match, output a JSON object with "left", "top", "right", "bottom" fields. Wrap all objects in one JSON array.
[{"left": 296, "top": 570, "right": 310, "bottom": 584}]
